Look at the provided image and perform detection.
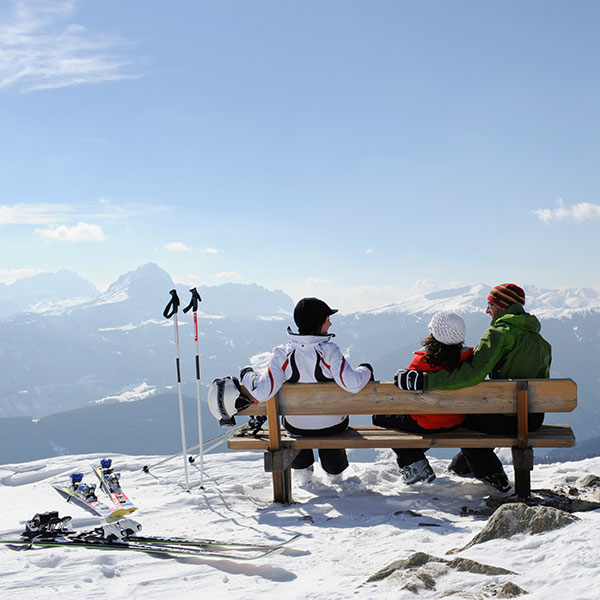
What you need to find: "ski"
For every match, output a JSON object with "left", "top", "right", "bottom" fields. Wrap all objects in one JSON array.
[
  {"left": 93, "top": 515, "right": 301, "bottom": 550},
  {"left": 92, "top": 458, "right": 137, "bottom": 515},
  {"left": 126, "top": 532, "right": 302, "bottom": 551},
  {"left": 52, "top": 473, "right": 127, "bottom": 520},
  {"left": 1, "top": 536, "right": 285, "bottom": 560},
  {"left": 1, "top": 512, "right": 299, "bottom": 561}
]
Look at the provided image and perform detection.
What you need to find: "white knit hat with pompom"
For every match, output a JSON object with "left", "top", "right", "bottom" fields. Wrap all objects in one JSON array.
[{"left": 428, "top": 311, "right": 466, "bottom": 346}]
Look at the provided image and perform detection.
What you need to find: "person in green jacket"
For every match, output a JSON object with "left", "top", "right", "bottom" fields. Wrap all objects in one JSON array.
[{"left": 395, "top": 283, "right": 552, "bottom": 493}]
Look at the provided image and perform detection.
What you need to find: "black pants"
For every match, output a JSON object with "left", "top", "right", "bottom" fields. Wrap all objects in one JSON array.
[
  {"left": 372, "top": 414, "right": 461, "bottom": 469},
  {"left": 456, "top": 413, "right": 545, "bottom": 477},
  {"left": 283, "top": 417, "right": 350, "bottom": 475}
]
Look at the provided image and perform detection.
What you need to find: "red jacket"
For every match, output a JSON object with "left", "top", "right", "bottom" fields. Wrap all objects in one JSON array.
[{"left": 407, "top": 347, "right": 474, "bottom": 429}]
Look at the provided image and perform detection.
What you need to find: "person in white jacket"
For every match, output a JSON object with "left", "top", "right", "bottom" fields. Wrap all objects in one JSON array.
[{"left": 240, "top": 297, "right": 373, "bottom": 481}]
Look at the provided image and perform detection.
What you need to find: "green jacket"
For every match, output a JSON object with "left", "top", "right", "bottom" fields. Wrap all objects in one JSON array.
[{"left": 425, "top": 304, "right": 552, "bottom": 391}]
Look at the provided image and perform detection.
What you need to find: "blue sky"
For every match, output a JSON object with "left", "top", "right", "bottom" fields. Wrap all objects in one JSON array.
[{"left": 1, "top": 0, "right": 599, "bottom": 312}]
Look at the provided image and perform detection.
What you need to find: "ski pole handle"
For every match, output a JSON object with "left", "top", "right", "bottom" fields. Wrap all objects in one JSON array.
[
  {"left": 163, "top": 289, "right": 180, "bottom": 319},
  {"left": 183, "top": 287, "right": 202, "bottom": 314}
]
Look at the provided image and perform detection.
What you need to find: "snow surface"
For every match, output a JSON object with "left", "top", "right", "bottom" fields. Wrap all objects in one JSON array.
[
  {"left": 1, "top": 451, "right": 600, "bottom": 599},
  {"left": 92, "top": 382, "right": 158, "bottom": 405}
]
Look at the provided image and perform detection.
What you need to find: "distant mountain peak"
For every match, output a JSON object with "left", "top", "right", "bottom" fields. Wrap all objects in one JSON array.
[{"left": 94, "top": 263, "right": 174, "bottom": 306}]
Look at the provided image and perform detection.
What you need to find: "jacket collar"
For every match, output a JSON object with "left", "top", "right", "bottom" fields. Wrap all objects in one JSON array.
[{"left": 286, "top": 326, "right": 334, "bottom": 346}]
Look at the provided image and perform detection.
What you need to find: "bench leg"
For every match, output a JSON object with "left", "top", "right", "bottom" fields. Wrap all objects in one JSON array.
[
  {"left": 264, "top": 449, "right": 298, "bottom": 504},
  {"left": 511, "top": 446, "right": 534, "bottom": 498},
  {"left": 272, "top": 469, "right": 292, "bottom": 504}
]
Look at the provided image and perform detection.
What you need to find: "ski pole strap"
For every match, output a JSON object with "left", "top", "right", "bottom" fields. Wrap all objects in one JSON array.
[
  {"left": 182, "top": 287, "right": 202, "bottom": 314},
  {"left": 163, "top": 289, "right": 180, "bottom": 319}
]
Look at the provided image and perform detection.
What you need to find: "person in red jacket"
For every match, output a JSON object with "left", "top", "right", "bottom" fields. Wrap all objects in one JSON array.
[{"left": 373, "top": 311, "right": 473, "bottom": 485}]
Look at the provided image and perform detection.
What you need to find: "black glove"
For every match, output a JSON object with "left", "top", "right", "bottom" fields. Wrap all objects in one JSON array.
[
  {"left": 359, "top": 363, "right": 375, "bottom": 381},
  {"left": 394, "top": 369, "right": 424, "bottom": 391}
]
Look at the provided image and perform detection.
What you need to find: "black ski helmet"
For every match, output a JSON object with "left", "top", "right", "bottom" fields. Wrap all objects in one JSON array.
[{"left": 293, "top": 297, "right": 338, "bottom": 335}]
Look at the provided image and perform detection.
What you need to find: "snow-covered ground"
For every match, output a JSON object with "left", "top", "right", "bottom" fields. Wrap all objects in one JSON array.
[{"left": 1, "top": 450, "right": 599, "bottom": 599}]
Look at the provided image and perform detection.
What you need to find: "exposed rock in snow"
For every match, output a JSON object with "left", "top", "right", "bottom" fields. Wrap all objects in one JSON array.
[{"left": 460, "top": 503, "right": 579, "bottom": 551}]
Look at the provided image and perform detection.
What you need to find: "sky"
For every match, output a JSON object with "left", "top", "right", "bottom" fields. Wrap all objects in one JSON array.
[{"left": 1, "top": 0, "right": 600, "bottom": 313}]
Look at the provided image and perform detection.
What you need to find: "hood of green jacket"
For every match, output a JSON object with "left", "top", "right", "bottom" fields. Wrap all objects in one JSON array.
[{"left": 492, "top": 303, "right": 541, "bottom": 334}]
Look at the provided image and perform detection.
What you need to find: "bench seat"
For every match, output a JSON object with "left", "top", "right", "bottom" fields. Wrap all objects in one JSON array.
[
  {"left": 228, "top": 378, "right": 577, "bottom": 503},
  {"left": 228, "top": 424, "right": 575, "bottom": 451}
]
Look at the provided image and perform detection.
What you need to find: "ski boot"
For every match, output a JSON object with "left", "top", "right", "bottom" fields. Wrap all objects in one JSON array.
[{"left": 24, "top": 511, "right": 73, "bottom": 539}]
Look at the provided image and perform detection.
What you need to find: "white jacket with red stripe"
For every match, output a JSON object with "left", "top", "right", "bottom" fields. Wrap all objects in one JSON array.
[{"left": 241, "top": 329, "right": 372, "bottom": 431}]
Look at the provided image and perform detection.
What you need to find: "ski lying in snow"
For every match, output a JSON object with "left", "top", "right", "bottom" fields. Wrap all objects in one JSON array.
[
  {"left": 1, "top": 536, "right": 285, "bottom": 560},
  {"left": 52, "top": 473, "right": 127, "bottom": 520},
  {"left": 92, "top": 458, "right": 137, "bottom": 515},
  {"left": 1, "top": 512, "right": 299, "bottom": 560},
  {"left": 94, "top": 516, "right": 301, "bottom": 550},
  {"left": 126, "top": 532, "right": 302, "bottom": 551}
]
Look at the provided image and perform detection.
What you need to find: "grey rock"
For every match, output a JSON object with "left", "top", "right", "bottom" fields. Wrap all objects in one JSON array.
[
  {"left": 367, "top": 552, "right": 515, "bottom": 585},
  {"left": 460, "top": 502, "right": 579, "bottom": 550},
  {"left": 495, "top": 581, "right": 529, "bottom": 597},
  {"left": 448, "top": 557, "right": 514, "bottom": 575},
  {"left": 465, "top": 489, "right": 600, "bottom": 517},
  {"left": 440, "top": 581, "right": 528, "bottom": 598},
  {"left": 403, "top": 570, "right": 439, "bottom": 593},
  {"left": 366, "top": 552, "right": 446, "bottom": 581},
  {"left": 580, "top": 474, "right": 600, "bottom": 488}
]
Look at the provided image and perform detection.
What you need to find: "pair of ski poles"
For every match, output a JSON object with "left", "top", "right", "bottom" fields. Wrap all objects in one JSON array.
[{"left": 162, "top": 288, "right": 205, "bottom": 492}]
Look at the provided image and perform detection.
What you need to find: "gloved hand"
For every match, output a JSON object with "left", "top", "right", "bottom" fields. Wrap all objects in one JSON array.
[
  {"left": 394, "top": 369, "right": 424, "bottom": 391},
  {"left": 239, "top": 366, "right": 255, "bottom": 382},
  {"left": 359, "top": 362, "right": 375, "bottom": 381}
]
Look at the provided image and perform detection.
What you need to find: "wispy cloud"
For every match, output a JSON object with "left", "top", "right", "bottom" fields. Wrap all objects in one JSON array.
[
  {"left": 365, "top": 248, "right": 375, "bottom": 255},
  {"left": 165, "top": 242, "right": 191, "bottom": 253},
  {"left": 1, "top": 200, "right": 170, "bottom": 225},
  {"left": 36, "top": 221, "right": 106, "bottom": 242},
  {"left": 534, "top": 198, "right": 600, "bottom": 225},
  {"left": 200, "top": 247, "right": 218, "bottom": 254},
  {"left": 92, "top": 198, "right": 169, "bottom": 220},
  {"left": 0, "top": 0, "right": 139, "bottom": 93},
  {"left": 0, "top": 203, "right": 75, "bottom": 224}
]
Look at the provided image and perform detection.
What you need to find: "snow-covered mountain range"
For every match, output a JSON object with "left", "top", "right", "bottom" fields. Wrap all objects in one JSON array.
[{"left": 1, "top": 264, "right": 599, "bottom": 463}]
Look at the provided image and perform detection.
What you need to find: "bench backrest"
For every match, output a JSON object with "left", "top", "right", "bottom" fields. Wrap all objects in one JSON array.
[{"left": 239, "top": 378, "right": 577, "bottom": 417}]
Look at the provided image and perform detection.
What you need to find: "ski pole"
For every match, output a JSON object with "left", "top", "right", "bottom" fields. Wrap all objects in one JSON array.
[
  {"left": 163, "top": 289, "right": 190, "bottom": 492},
  {"left": 142, "top": 425, "right": 245, "bottom": 473},
  {"left": 182, "top": 287, "right": 205, "bottom": 487}
]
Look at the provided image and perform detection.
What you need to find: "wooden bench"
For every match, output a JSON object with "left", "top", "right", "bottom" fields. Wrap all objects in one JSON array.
[{"left": 228, "top": 378, "right": 577, "bottom": 503}]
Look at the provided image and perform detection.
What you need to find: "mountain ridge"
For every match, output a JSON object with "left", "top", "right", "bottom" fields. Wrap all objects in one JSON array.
[{"left": 0, "top": 263, "right": 598, "bottom": 464}]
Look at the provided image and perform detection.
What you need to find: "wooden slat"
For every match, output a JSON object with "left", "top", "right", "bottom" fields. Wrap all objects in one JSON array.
[
  {"left": 228, "top": 424, "right": 575, "bottom": 451},
  {"left": 266, "top": 396, "right": 287, "bottom": 503},
  {"left": 239, "top": 379, "right": 577, "bottom": 416},
  {"left": 517, "top": 380, "right": 529, "bottom": 448}
]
